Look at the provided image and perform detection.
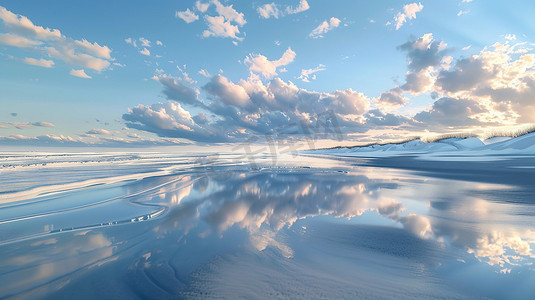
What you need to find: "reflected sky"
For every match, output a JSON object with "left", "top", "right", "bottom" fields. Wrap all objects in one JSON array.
[{"left": 1, "top": 153, "right": 534, "bottom": 299}]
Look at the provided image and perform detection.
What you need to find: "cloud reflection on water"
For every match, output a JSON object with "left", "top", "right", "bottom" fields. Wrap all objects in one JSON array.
[
  {"left": 1, "top": 155, "right": 535, "bottom": 298},
  {"left": 152, "top": 165, "right": 534, "bottom": 271}
]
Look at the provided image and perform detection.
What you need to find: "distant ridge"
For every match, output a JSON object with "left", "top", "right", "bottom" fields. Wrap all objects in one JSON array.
[
  {"left": 318, "top": 124, "right": 535, "bottom": 152},
  {"left": 311, "top": 127, "right": 535, "bottom": 156}
]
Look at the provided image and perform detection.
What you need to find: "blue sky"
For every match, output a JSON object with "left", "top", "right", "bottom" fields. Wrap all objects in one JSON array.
[{"left": 1, "top": 0, "right": 534, "bottom": 147}]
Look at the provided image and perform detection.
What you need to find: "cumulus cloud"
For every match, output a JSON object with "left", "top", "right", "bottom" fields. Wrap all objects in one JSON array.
[
  {"left": 156, "top": 74, "right": 201, "bottom": 107},
  {"left": 434, "top": 42, "right": 535, "bottom": 123},
  {"left": 122, "top": 32, "right": 535, "bottom": 143},
  {"left": 375, "top": 33, "right": 450, "bottom": 110},
  {"left": 414, "top": 97, "right": 487, "bottom": 126},
  {"left": 122, "top": 101, "right": 224, "bottom": 143},
  {"left": 377, "top": 87, "right": 408, "bottom": 108},
  {"left": 298, "top": 64, "right": 326, "bottom": 82},
  {"left": 124, "top": 67, "right": 377, "bottom": 143},
  {"left": 23, "top": 57, "right": 54, "bottom": 68},
  {"left": 202, "top": 15, "right": 243, "bottom": 40},
  {"left": 398, "top": 33, "right": 449, "bottom": 72},
  {"left": 371, "top": 34, "right": 535, "bottom": 128},
  {"left": 204, "top": 75, "right": 251, "bottom": 108},
  {"left": 70, "top": 69, "right": 91, "bottom": 79},
  {"left": 212, "top": 0, "right": 246, "bottom": 26},
  {"left": 309, "top": 17, "right": 341, "bottom": 39},
  {"left": 176, "top": 8, "right": 199, "bottom": 23},
  {"left": 179, "top": 0, "right": 246, "bottom": 41},
  {"left": 0, "top": 6, "right": 113, "bottom": 73},
  {"left": 402, "top": 68, "right": 436, "bottom": 94},
  {"left": 245, "top": 47, "right": 296, "bottom": 79},
  {"left": 393, "top": 2, "right": 424, "bottom": 30}
]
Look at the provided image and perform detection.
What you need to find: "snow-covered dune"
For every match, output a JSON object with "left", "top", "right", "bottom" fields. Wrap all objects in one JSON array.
[{"left": 310, "top": 132, "right": 535, "bottom": 157}]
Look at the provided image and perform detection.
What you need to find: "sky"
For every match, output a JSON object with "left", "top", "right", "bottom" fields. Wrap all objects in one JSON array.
[{"left": 1, "top": 0, "right": 534, "bottom": 147}]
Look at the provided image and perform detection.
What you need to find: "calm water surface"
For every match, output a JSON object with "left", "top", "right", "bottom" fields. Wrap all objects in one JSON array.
[{"left": 0, "top": 152, "right": 534, "bottom": 299}]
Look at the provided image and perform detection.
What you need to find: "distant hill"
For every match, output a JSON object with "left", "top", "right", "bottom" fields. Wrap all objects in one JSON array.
[{"left": 310, "top": 132, "right": 535, "bottom": 157}]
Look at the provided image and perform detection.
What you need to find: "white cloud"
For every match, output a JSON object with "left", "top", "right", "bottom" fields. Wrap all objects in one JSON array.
[
  {"left": 457, "top": 10, "right": 469, "bottom": 16},
  {"left": 6, "top": 121, "right": 55, "bottom": 129},
  {"left": 139, "top": 37, "right": 151, "bottom": 47},
  {"left": 45, "top": 46, "right": 110, "bottom": 71},
  {"left": 23, "top": 57, "right": 54, "bottom": 68},
  {"left": 124, "top": 37, "right": 136, "bottom": 47},
  {"left": 212, "top": 0, "right": 246, "bottom": 26},
  {"left": 411, "top": 32, "right": 434, "bottom": 50},
  {"left": 394, "top": 2, "right": 424, "bottom": 30},
  {"left": 504, "top": 34, "right": 516, "bottom": 41},
  {"left": 257, "top": 3, "right": 280, "bottom": 19},
  {"left": 180, "top": 0, "right": 246, "bottom": 42},
  {"left": 74, "top": 39, "right": 111, "bottom": 59},
  {"left": 0, "top": 6, "right": 113, "bottom": 73},
  {"left": 140, "top": 48, "right": 150, "bottom": 56},
  {"left": 245, "top": 47, "right": 296, "bottom": 78},
  {"left": 377, "top": 87, "right": 408, "bottom": 108},
  {"left": 257, "top": 0, "right": 309, "bottom": 19},
  {"left": 202, "top": 15, "right": 243, "bottom": 40},
  {"left": 156, "top": 40, "right": 163, "bottom": 46},
  {"left": 70, "top": 69, "right": 91, "bottom": 79},
  {"left": 124, "top": 68, "right": 378, "bottom": 143},
  {"left": 0, "top": 6, "right": 61, "bottom": 40},
  {"left": 434, "top": 42, "right": 535, "bottom": 123},
  {"left": 204, "top": 75, "right": 250, "bottom": 107},
  {"left": 176, "top": 8, "right": 199, "bottom": 23},
  {"left": 86, "top": 129, "right": 111, "bottom": 135},
  {"left": 462, "top": 45, "right": 472, "bottom": 51},
  {"left": 0, "top": 32, "right": 41, "bottom": 47},
  {"left": 199, "top": 69, "right": 211, "bottom": 78},
  {"left": 309, "top": 17, "right": 341, "bottom": 39},
  {"left": 286, "top": 0, "right": 310, "bottom": 14},
  {"left": 298, "top": 64, "right": 326, "bottom": 82},
  {"left": 155, "top": 73, "right": 201, "bottom": 106},
  {"left": 196, "top": 1, "right": 210, "bottom": 13}
]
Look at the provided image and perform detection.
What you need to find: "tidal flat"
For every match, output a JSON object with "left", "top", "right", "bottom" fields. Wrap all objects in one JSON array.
[{"left": 1, "top": 152, "right": 534, "bottom": 299}]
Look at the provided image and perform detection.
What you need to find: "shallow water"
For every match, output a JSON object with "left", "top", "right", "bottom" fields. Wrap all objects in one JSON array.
[{"left": 0, "top": 152, "right": 534, "bottom": 299}]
